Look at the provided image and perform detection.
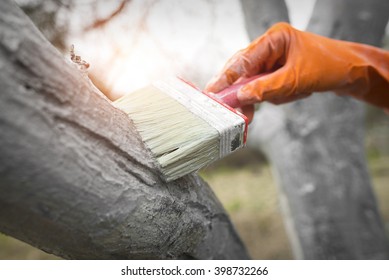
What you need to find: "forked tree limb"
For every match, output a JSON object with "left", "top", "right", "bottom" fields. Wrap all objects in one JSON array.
[{"left": 0, "top": 0, "right": 249, "bottom": 259}]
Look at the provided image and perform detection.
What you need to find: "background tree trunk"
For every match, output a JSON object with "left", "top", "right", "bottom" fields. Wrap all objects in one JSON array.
[
  {"left": 0, "top": 0, "right": 249, "bottom": 260},
  {"left": 241, "top": 0, "right": 389, "bottom": 259}
]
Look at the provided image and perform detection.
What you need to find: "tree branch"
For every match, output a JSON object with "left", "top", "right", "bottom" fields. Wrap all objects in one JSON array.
[
  {"left": 0, "top": 0, "right": 249, "bottom": 260},
  {"left": 83, "top": 0, "right": 130, "bottom": 32}
]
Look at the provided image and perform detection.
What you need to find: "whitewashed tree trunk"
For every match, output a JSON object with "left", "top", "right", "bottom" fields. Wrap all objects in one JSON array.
[
  {"left": 0, "top": 0, "right": 249, "bottom": 260},
  {"left": 241, "top": 0, "right": 389, "bottom": 259}
]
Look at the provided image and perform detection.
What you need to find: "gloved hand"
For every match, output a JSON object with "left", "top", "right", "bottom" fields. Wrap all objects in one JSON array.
[{"left": 205, "top": 22, "right": 389, "bottom": 120}]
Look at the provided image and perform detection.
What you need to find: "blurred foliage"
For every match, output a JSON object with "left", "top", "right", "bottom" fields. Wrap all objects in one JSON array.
[{"left": 0, "top": 234, "right": 59, "bottom": 260}]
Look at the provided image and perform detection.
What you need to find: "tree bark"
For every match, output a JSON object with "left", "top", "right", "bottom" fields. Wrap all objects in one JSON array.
[
  {"left": 241, "top": 0, "right": 389, "bottom": 259},
  {"left": 0, "top": 0, "right": 249, "bottom": 260}
]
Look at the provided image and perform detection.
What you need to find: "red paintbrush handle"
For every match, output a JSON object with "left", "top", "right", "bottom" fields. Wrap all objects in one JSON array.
[{"left": 216, "top": 74, "right": 265, "bottom": 108}]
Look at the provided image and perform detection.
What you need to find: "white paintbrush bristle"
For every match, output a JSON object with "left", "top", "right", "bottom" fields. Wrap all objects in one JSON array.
[{"left": 113, "top": 77, "right": 246, "bottom": 181}]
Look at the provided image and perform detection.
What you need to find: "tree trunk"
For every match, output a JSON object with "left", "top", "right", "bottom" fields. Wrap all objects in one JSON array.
[
  {"left": 241, "top": 0, "right": 289, "bottom": 38},
  {"left": 0, "top": 0, "right": 249, "bottom": 260},
  {"left": 241, "top": 0, "right": 389, "bottom": 259}
]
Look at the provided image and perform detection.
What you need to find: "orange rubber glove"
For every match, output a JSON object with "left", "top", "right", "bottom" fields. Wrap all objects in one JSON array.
[{"left": 205, "top": 22, "right": 389, "bottom": 119}]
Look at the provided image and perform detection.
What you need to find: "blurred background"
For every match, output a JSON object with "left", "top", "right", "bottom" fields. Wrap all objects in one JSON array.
[{"left": 1, "top": 0, "right": 388, "bottom": 259}]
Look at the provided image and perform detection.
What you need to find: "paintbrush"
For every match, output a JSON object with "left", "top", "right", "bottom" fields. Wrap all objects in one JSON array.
[{"left": 113, "top": 76, "right": 258, "bottom": 182}]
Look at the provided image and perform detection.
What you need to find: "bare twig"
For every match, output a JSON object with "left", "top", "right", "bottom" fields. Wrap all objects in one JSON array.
[
  {"left": 70, "top": 44, "right": 90, "bottom": 71},
  {"left": 83, "top": 0, "right": 130, "bottom": 32}
]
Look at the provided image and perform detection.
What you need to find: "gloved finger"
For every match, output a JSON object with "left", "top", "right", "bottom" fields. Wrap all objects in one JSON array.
[
  {"left": 236, "top": 104, "right": 255, "bottom": 123},
  {"left": 237, "top": 67, "right": 308, "bottom": 105},
  {"left": 205, "top": 22, "right": 290, "bottom": 94},
  {"left": 243, "top": 105, "right": 255, "bottom": 123}
]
